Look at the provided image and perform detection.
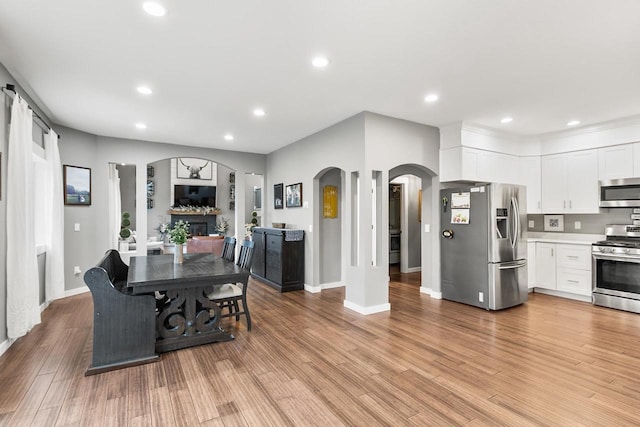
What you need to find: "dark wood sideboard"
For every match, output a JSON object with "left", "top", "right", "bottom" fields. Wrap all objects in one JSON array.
[{"left": 251, "top": 227, "right": 304, "bottom": 292}]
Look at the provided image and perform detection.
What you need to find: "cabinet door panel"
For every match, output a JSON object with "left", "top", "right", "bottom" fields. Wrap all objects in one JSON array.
[
  {"left": 566, "top": 150, "right": 598, "bottom": 213},
  {"left": 520, "top": 156, "right": 541, "bottom": 213},
  {"left": 557, "top": 268, "right": 591, "bottom": 296},
  {"left": 265, "top": 234, "right": 283, "bottom": 283},
  {"left": 599, "top": 144, "right": 633, "bottom": 180},
  {"left": 535, "top": 243, "right": 556, "bottom": 290},
  {"left": 541, "top": 155, "right": 565, "bottom": 213}
]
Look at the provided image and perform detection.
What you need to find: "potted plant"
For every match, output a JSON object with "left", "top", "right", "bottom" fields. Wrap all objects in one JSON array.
[
  {"left": 118, "top": 212, "right": 132, "bottom": 252},
  {"left": 169, "top": 220, "right": 190, "bottom": 264}
]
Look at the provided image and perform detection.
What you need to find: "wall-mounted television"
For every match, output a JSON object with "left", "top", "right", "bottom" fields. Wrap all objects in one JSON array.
[{"left": 174, "top": 185, "right": 216, "bottom": 207}]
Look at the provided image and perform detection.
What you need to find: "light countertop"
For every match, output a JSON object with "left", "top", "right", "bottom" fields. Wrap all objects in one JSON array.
[{"left": 527, "top": 232, "right": 603, "bottom": 246}]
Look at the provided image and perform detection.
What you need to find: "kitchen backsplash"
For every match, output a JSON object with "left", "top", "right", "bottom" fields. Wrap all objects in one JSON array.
[{"left": 527, "top": 208, "right": 634, "bottom": 234}]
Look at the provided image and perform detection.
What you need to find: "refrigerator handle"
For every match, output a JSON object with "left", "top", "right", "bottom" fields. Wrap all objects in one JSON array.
[
  {"left": 510, "top": 197, "right": 520, "bottom": 249},
  {"left": 498, "top": 260, "right": 527, "bottom": 270}
]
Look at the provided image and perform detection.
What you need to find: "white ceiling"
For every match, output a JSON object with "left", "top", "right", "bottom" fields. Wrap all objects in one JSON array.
[{"left": 1, "top": 1, "right": 639, "bottom": 154}]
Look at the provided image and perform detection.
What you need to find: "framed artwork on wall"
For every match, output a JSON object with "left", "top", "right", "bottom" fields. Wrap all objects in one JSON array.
[
  {"left": 274, "top": 183, "right": 283, "bottom": 209},
  {"left": 63, "top": 164, "right": 92, "bottom": 206},
  {"left": 285, "top": 183, "right": 302, "bottom": 208},
  {"left": 177, "top": 158, "right": 213, "bottom": 180},
  {"left": 323, "top": 185, "right": 337, "bottom": 218},
  {"left": 544, "top": 214, "right": 564, "bottom": 232}
]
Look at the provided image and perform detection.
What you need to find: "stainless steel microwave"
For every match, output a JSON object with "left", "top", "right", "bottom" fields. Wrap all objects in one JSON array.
[{"left": 600, "top": 178, "right": 640, "bottom": 207}]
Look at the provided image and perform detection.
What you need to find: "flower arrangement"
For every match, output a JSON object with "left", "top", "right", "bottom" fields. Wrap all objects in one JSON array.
[
  {"left": 168, "top": 220, "right": 190, "bottom": 245},
  {"left": 215, "top": 217, "right": 229, "bottom": 235}
]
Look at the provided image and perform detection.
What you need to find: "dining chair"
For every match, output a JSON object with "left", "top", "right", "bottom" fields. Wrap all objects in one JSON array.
[
  {"left": 221, "top": 236, "right": 236, "bottom": 262},
  {"left": 207, "top": 239, "right": 255, "bottom": 331}
]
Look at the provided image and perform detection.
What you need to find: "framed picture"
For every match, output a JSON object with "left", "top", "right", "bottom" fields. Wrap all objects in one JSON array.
[
  {"left": 544, "top": 214, "right": 564, "bottom": 232},
  {"left": 285, "top": 183, "right": 302, "bottom": 208},
  {"left": 274, "top": 183, "right": 283, "bottom": 209},
  {"left": 63, "top": 165, "right": 91, "bottom": 206},
  {"left": 177, "top": 157, "right": 213, "bottom": 180}
]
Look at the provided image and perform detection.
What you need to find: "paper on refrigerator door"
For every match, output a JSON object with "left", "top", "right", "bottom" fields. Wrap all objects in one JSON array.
[
  {"left": 451, "top": 209, "right": 469, "bottom": 224},
  {"left": 451, "top": 192, "right": 470, "bottom": 209}
]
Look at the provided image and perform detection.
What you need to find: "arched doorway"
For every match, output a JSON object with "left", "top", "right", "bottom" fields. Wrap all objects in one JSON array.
[
  {"left": 313, "top": 167, "right": 345, "bottom": 291},
  {"left": 389, "top": 164, "right": 437, "bottom": 292}
]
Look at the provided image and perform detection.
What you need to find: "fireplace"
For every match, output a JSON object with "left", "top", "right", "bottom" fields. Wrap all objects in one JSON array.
[
  {"left": 190, "top": 222, "right": 208, "bottom": 236},
  {"left": 170, "top": 214, "right": 217, "bottom": 236}
]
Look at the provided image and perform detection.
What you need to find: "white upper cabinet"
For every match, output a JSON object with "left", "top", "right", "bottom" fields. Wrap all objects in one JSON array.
[
  {"left": 541, "top": 154, "right": 566, "bottom": 212},
  {"left": 540, "top": 150, "right": 598, "bottom": 213},
  {"left": 598, "top": 144, "right": 634, "bottom": 180},
  {"left": 440, "top": 147, "right": 518, "bottom": 184},
  {"left": 519, "top": 156, "right": 541, "bottom": 213},
  {"left": 566, "top": 150, "right": 598, "bottom": 213}
]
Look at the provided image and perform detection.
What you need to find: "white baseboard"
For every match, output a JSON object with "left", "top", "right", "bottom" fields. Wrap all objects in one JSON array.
[
  {"left": 343, "top": 300, "right": 390, "bottom": 315},
  {"left": 305, "top": 282, "right": 345, "bottom": 293},
  {"left": 0, "top": 338, "right": 15, "bottom": 358},
  {"left": 304, "top": 284, "right": 321, "bottom": 293},
  {"left": 420, "top": 286, "right": 442, "bottom": 299},
  {"left": 404, "top": 267, "right": 422, "bottom": 273},
  {"left": 533, "top": 288, "right": 591, "bottom": 303},
  {"left": 321, "top": 281, "right": 344, "bottom": 290},
  {"left": 64, "top": 286, "right": 89, "bottom": 298}
]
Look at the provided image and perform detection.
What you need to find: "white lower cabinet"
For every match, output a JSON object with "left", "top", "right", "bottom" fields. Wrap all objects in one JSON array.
[
  {"left": 532, "top": 242, "right": 592, "bottom": 298},
  {"left": 535, "top": 243, "right": 556, "bottom": 290}
]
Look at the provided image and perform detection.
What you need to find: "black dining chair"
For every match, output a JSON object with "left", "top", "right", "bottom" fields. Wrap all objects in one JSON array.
[
  {"left": 221, "top": 236, "right": 236, "bottom": 262},
  {"left": 207, "top": 239, "right": 255, "bottom": 330}
]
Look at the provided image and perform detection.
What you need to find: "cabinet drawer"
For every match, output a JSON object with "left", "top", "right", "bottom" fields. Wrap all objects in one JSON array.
[
  {"left": 556, "top": 268, "right": 592, "bottom": 296},
  {"left": 556, "top": 244, "right": 591, "bottom": 270}
]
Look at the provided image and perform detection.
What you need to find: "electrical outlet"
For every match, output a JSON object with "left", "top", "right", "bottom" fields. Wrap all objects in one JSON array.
[
  {"left": 528, "top": 220, "right": 534, "bottom": 228},
  {"left": 479, "top": 291, "right": 484, "bottom": 303},
  {"left": 574, "top": 221, "right": 581, "bottom": 230}
]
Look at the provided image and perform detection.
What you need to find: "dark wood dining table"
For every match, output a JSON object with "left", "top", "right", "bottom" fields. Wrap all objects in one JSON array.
[{"left": 127, "top": 253, "right": 250, "bottom": 353}]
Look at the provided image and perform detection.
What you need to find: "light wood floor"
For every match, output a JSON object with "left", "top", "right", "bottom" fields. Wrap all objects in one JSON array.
[{"left": 1, "top": 275, "right": 640, "bottom": 426}]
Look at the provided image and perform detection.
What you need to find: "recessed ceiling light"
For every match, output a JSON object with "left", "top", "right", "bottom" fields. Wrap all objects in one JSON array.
[
  {"left": 136, "top": 86, "right": 152, "bottom": 95},
  {"left": 501, "top": 117, "right": 513, "bottom": 124},
  {"left": 567, "top": 120, "right": 581, "bottom": 126},
  {"left": 224, "top": 134, "right": 234, "bottom": 141},
  {"left": 253, "top": 108, "right": 266, "bottom": 117},
  {"left": 424, "top": 94, "right": 439, "bottom": 103},
  {"left": 143, "top": 2, "right": 166, "bottom": 17},
  {"left": 135, "top": 122, "right": 147, "bottom": 129},
  {"left": 312, "top": 56, "right": 330, "bottom": 68}
]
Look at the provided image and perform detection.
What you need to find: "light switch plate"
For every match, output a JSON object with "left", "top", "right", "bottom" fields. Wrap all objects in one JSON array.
[
  {"left": 528, "top": 220, "right": 534, "bottom": 228},
  {"left": 574, "top": 221, "right": 581, "bottom": 230},
  {"left": 424, "top": 224, "right": 430, "bottom": 232},
  {"left": 74, "top": 223, "right": 80, "bottom": 232}
]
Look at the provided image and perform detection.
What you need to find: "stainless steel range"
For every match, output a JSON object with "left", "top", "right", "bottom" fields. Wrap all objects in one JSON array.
[{"left": 592, "top": 225, "right": 640, "bottom": 314}]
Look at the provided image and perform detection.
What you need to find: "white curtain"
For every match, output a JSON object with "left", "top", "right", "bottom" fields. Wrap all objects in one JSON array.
[
  {"left": 44, "top": 130, "right": 65, "bottom": 301},
  {"left": 108, "top": 164, "right": 121, "bottom": 249},
  {"left": 6, "top": 95, "right": 40, "bottom": 339}
]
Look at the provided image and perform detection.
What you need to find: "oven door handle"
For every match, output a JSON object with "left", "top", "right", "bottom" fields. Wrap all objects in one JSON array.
[{"left": 592, "top": 252, "right": 640, "bottom": 263}]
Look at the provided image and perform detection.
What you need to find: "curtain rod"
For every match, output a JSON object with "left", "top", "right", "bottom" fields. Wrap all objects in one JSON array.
[{"left": 2, "top": 83, "right": 58, "bottom": 138}]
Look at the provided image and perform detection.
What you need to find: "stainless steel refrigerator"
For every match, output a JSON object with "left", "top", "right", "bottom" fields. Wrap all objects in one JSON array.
[{"left": 440, "top": 183, "right": 528, "bottom": 310}]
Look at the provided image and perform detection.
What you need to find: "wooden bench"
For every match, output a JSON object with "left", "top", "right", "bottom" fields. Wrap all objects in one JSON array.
[{"left": 84, "top": 249, "right": 158, "bottom": 375}]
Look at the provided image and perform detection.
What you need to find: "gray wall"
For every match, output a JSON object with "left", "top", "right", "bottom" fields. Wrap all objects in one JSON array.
[
  {"left": 267, "top": 112, "right": 440, "bottom": 308},
  {"left": 528, "top": 209, "right": 634, "bottom": 234},
  {"left": 57, "top": 128, "right": 266, "bottom": 291}
]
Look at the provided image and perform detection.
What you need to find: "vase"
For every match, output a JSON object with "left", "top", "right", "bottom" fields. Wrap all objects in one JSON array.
[{"left": 174, "top": 244, "right": 184, "bottom": 264}]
